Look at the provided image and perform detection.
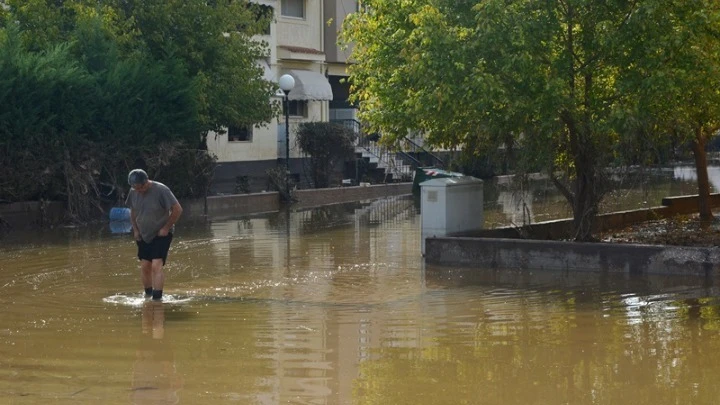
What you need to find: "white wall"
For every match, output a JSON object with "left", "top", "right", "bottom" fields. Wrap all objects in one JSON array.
[
  {"left": 209, "top": 0, "right": 332, "bottom": 164},
  {"left": 277, "top": 0, "right": 324, "bottom": 52},
  {"left": 324, "top": 0, "right": 357, "bottom": 63},
  {"left": 207, "top": 122, "right": 278, "bottom": 163}
]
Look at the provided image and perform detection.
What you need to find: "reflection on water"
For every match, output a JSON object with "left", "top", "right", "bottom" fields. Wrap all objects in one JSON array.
[
  {"left": 1, "top": 169, "right": 720, "bottom": 404},
  {"left": 674, "top": 165, "right": 720, "bottom": 191},
  {"left": 418, "top": 267, "right": 720, "bottom": 405},
  {"left": 485, "top": 165, "right": 712, "bottom": 227},
  {"left": 131, "top": 302, "right": 182, "bottom": 405}
]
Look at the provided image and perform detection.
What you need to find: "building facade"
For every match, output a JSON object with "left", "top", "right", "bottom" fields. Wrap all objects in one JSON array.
[{"left": 207, "top": 0, "right": 359, "bottom": 194}]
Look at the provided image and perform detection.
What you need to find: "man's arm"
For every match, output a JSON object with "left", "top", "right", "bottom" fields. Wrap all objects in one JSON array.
[
  {"left": 130, "top": 208, "right": 141, "bottom": 241},
  {"left": 160, "top": 202, "right": 183, "bottom": 235}
]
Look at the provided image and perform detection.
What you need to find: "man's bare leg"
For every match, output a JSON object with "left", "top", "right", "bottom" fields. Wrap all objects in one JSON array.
[
  {"left": 151, "top": 258, "right": 165, "bottom": 300},
  {"left": 140, "top": 260, "right": 153, "bottom": 296}
]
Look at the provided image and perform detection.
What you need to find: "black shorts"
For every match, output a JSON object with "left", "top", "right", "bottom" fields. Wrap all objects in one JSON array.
[{"left": 136, "top": 234, "right": 173, "bottom": 265}]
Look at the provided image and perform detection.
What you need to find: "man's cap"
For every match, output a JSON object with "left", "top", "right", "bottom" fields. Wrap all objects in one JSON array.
[{"left": 128, "top": 169, "right": 149, "bottom": 186}]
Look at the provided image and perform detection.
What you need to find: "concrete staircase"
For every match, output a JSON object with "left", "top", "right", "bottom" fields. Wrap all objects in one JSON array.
[
  {"left": 332, "top": 118, "right": 444, "bottom": 184},
  {"left": 355, "top": 140, "right": 414, "bottom": 183}
]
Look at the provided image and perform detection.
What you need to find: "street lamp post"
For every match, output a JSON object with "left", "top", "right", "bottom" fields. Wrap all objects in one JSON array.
[{"left": 279, "top": 74, "right": 295, "bottom": 200}]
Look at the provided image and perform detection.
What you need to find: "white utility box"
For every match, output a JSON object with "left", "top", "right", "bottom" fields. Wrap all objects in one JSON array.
[{"left": 420, "top": 176, "right": 484, "bottom": 255}]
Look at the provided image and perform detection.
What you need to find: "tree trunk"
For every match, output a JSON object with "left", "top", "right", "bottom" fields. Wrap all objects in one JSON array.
[
  {"left": 691, "top": 127, "right": 714, "bottom": 221},
  {"left": 561, "top": 110, "right": 599, "bottom": 242},
  {"left": 572, "top": 159, "right": 599, "bottom": 241}
]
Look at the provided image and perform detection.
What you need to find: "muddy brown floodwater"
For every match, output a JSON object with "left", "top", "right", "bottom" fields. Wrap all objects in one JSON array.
[{"left": 2, "top": 167, "right": 720, "bottom": 404}]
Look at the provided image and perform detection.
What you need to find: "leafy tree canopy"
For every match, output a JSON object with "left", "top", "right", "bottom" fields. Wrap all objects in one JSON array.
[
  {"left": 616, "top": 0, "right": 720, "bottom": 220},
  {"left": 0, "top": 0, "right": 280, "bottom": 220},
  {"left": 341, "top": 0, "right": 720, "bottom": 240},
  {"left": 1, "top": 0, "right": 279, "bottom": 133}
]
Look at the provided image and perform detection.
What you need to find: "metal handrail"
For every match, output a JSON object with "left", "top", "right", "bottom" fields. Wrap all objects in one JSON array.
[
  {"left": 331, "top": 118, "right": 444, "bottom": 182},
  {"left": 331, "top": 118, "right": 443, "bottom": 165},
  {"left": 399, "top": 137, "right": 445, "bottom": 168}
]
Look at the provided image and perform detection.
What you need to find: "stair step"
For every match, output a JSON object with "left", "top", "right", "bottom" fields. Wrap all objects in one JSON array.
[{"left": 355, "top": 140, "right": 416, "bottom": 183}]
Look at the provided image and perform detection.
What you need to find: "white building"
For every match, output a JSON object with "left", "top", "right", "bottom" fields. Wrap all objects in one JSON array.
[{"left": 207, "top": 0, "right": 359, "bottom": 194}]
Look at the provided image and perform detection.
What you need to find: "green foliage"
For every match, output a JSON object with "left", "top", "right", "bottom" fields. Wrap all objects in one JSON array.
[
  {"left": 0, "top": 26, "right": 95, "bottom": 202},
  {"left": 341, "top": 0, "right": 720, "bottom": 240},
  {"left": 0, "top": 0, "right": 277, "bottom": 221},
  {"left": 296, "top": 122, "right": 357, "bottom": 188},
  {"left": 106, "top": 0, "right": 279, "bottom": 132},
  {"left": 0, "top": 22, "right": 208, "bottom": 219},
  {"left": 617, "top": 0, "right": 720, "bottom": 135},
  {"left": 146, "top": 145, "right": 217, "bottom": 199},
  {"left": 613, "top": 1, "right": 720, "bottom": 218},
  {"left": 76, "top": 21, "right": 201, "bottom": 147},
  {"left": 3, "top": 0, "right": 279, "bottom": 133}
]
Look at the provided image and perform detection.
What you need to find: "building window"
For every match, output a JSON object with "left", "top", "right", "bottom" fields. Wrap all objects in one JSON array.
[
  {"left": 284, "top": 100, "right": 308, "bottom": 117},
  {"left": 281, "top": 0, "right": 304, "bottom": 18},
  {"left": 228, "top": 125, "right": 253, "bottom": 142}
]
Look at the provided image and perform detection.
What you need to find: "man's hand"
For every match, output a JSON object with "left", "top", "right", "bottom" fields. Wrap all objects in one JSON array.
[
  {"left": 134, "top": 230, "right": 142, "bottom": 241},
  {"left": 158, "top": 203, "right": 182, "bottom": 238}
]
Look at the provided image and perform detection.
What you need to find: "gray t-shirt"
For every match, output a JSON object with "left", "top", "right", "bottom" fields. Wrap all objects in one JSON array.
[{"left": 125, "top": 181, "right": 179, "bottom": 243}]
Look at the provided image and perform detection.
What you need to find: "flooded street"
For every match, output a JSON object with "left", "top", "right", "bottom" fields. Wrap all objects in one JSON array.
[{"left": 2, "top": 168, "right": 720, "bottom": 404}]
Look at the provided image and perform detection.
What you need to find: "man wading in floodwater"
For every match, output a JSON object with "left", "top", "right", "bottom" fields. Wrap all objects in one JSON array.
[{"left": 126, "top": 169, "right": 183, "bottom": 301}]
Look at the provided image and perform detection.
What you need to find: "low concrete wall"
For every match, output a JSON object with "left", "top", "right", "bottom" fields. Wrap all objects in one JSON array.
[
  {"left": 204, "top": 192, "right": 280, "bottom": 218},
  {"left": 427, "top": 192, "right": 720, "bottom": 276},
  {"left": 662, "top": 193, "right": 720, "bottom": 212},
  {"left": 293, "top": 183, "right": 412, "bottom": 210},
  {"left": 1, "top": 183, "right": 412, "bottom": 227},
  {"left": 424, "top": 236, "right": 720, "bottom": 276},
  {"left": 458, "top": 193, "right": 719, "bottom": 240},
  {"left": 185, "top": 183, "right": 412, "bottom": 218}
]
